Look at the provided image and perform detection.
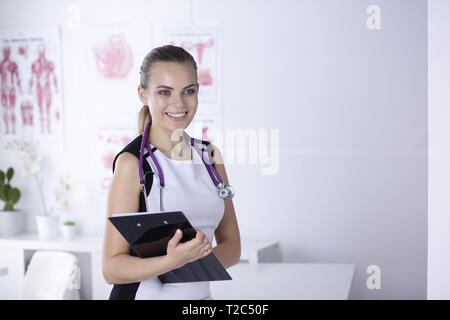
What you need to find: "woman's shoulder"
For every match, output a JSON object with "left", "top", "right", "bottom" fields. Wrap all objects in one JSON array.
[
  {"left": 113, "top": 153, "right": 139, "bottom": 181},
  {"left": 112, "top": 134, "right": 143, "bottom": 174}
]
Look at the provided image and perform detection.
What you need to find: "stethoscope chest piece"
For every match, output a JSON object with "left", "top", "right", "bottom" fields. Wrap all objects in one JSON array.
[{"left": 218, "top": 183, "right": 234, "bottom": 200}]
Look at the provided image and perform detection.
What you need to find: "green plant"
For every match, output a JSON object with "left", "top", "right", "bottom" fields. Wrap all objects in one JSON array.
[
  {"left": 63, "top": 220, "right": 75, "bottom": 226},
  {"left": 0, "top": 167, "right": 21, "bottom": 211}
]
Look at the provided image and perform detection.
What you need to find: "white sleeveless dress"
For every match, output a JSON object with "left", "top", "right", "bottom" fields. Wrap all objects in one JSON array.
[{"left": 134, "top": 140, "right": 225, "bottom": 300}]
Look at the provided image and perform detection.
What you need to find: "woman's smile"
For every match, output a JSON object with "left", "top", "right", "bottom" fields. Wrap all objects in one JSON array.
[{"left": 165, "top": 111, "right": 188, "bottom": 121}]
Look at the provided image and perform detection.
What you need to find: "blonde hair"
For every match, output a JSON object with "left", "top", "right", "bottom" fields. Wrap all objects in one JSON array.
[
  {"left": 137, "top": 45, "right": 198, "bottom": 134},
  {"left": 137, "top": 105, "right": 151, "bottom": 134}
]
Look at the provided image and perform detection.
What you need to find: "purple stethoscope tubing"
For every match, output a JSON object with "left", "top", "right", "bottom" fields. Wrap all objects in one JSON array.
[{"left": 139, "top": 120, "right": 234, "bottom": 211}]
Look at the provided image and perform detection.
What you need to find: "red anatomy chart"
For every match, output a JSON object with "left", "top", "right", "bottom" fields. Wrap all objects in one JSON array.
[{"left": 0, "top": 27, "right": 63, "bottom": 142}]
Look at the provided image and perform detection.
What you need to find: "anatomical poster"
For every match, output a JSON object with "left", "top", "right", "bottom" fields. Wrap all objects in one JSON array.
[
  {"left": 90, "top": 125, "right": 137, "bottom": 194},
  {"left": 81, "top": 21, "right": 152, "bottom": 126},
  {"left": 84, "top": 21, "right": 151, "bottom": 82},
  {"left": 0, "top": 26, "right": 64, "bottom": 153},
  {"left": 162, "top": 25, "right": 220, "bottom": 105}
]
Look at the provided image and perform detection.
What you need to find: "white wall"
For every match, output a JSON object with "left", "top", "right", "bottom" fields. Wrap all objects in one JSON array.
[
  {"left": 428, "top": 0, "right": 450, "bottom": 299},
  {"left": 0, "top": 0, "right": 428, "bottom": 299},
  {"left": 196, "top": 0, "right": 428, "bottom": 300}
]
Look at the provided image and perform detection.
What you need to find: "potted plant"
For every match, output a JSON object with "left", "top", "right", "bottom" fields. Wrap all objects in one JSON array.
[
  {"left": 62, "top": 220, "right": 76, "bottom": 239},
  {"left": 5, "top": 140, "right": 59, "bottom": 239},
  {"left": 0, "top": 167, "right": 23, "bottom": 237}
]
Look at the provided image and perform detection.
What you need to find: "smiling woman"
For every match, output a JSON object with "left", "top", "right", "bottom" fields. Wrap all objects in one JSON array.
[
  {"left": 102, "top": 45, "right": 241, "bottom": 300},
  {"left": 136, "top": 49, "right": 200, "bottom": 158}
]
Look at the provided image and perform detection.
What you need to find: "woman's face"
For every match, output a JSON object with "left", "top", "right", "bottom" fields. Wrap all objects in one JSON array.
[{"left": 139, "top": 61, "right": 199, "bottom": 133}]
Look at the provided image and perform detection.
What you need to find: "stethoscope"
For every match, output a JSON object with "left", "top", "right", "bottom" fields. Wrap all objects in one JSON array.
[{"left": 139, "top": 120, "right": 234, "bottom": 212}]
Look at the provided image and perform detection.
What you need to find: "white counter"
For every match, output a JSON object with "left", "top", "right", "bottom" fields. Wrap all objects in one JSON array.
[
  {"left": 0, "top": 233, "right": 104, "bottom": 252},
  {"left": 0, "top": 232, "right": 281, "bottom": 299},
  {"left": 0, "top": 233, "right": 354, "bottom": 299}
]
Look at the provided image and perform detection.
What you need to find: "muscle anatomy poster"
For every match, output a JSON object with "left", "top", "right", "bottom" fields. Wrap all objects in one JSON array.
[{"left": 0, "top": 26, "right": 64, "bottom": 152}]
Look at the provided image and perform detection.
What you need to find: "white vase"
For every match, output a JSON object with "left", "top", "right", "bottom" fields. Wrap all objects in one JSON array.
[
  {"left": 35, "top": 215, "right": 59, "bottom": 239},
  {"left": 0, "top": 209, "right": 24, "bottom": 237},
  {"left": 61, "top": 224, "right": 76, "bottom": 239}
]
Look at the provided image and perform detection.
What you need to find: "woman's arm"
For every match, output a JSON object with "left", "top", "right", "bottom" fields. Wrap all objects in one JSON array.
[
  {"left": 101, "top": 152, "right": 175, "bottom": 284},
  {"left": 210, "top": 144, "right": 241, "bottom": 269}
]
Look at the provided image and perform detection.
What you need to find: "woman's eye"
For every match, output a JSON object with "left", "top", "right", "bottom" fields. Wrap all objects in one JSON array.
[{"left": 159, "top": 89, "right": 195, "bottom": 95}]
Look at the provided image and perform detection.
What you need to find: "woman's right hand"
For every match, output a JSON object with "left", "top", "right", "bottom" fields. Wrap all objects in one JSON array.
[{"left": 166, "top": 228, "right": 212, "bottom": 270}]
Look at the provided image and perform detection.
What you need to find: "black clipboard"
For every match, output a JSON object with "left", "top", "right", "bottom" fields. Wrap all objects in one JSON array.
[{"left": 108, "top": 211, "right": 232, "bottom": 283}]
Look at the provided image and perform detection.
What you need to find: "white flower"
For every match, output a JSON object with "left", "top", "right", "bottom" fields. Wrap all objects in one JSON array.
[
  {"left": 24, "top": 158, "right": 41, "bottom": 175},
  {"left": 5, "top": 139, "right": 51, "bottom": 215},
  {"left": 6, "top": 140, "right": 42, "bottom": 175}
]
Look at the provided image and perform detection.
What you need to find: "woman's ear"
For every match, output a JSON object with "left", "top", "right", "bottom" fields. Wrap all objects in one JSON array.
[{"left": 137, "top": 85, "right": 148, "bottom": 105}]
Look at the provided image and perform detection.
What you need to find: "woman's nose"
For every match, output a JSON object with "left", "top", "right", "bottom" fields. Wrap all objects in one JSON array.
[{"left": 170, "top": 93, "right": 185, "bottom": 107}]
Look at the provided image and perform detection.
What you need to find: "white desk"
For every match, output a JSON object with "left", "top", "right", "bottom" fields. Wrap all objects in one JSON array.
[
  {"left": 0, "top": 233, "right": 281, "bottom": 299},
  {"left": 0, "top": 233, "right": 354, "bottom": 300},
  {"left": 211, "top": 263, "right": 355, "bottom": 300}
]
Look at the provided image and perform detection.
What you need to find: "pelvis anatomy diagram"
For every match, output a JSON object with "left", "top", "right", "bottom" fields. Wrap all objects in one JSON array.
[{"left": 170, "top": 38, "right": 214, "bottom": 86}]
